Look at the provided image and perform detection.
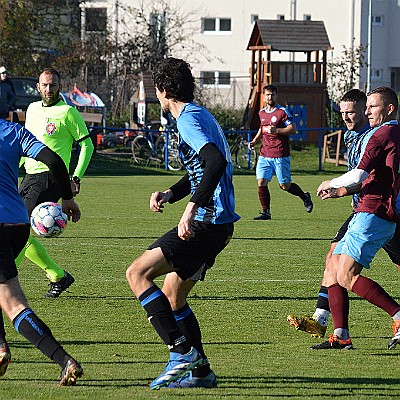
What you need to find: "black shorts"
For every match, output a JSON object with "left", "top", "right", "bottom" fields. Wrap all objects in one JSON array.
[
  {"left": 19, "top": 172, "right": 62, "bottom": 216},
  {"left": 332, "top": 211, "right": 400, "bottom": 265},
  {"left": 383, "top": 222, "right": 400, "bottom": 265},
  {"left": 0, "top": 224, "right": 30, "bottom": 282},
  {"left": 148, "top": 221, "right": 234, "bottom": 281}
]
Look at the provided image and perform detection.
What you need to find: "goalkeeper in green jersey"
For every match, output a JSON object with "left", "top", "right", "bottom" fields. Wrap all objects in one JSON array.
[{"left": 18, "top": 68, "right": 94, "bottom": 298}]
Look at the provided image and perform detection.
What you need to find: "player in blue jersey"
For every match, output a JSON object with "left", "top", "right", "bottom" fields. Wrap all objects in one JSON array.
[
  {"left": 0, "top": 118, "right": 83, "bottom": 385},
  {"left": 126, "top": 57, "right": 240, "bottom": 390},
  {"left": 288, "top": 89, "right": 400, "bottom": 338}
]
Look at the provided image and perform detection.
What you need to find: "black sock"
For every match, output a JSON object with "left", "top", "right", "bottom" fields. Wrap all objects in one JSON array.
[
  {"left": 13, "top": 308, "right": 69, "bottom": 367},
  {"left": 174, "top": 303, "right": 210, "bottom": 377},
  {"left": 139, "top": 285, "right": 190, "bottom": 354},
  {"left": 316, "top": 286, "right": 330, "bottom": 311}
]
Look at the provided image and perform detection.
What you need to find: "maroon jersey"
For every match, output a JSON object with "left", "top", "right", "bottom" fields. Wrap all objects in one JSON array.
[
  {"left": 356, "top": 122, "right": 400, "bottom": 221},
  {"left": 258, "top": 105, "right": 294, "bottom": 158}
]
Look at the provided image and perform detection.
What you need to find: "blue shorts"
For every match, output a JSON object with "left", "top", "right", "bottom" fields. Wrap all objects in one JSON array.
[
  {"left": 256, "top": 156, "right": 291, "bottom": 184},
  {"left": 333, "top": 212, "right": 396, "bottom": 269}
]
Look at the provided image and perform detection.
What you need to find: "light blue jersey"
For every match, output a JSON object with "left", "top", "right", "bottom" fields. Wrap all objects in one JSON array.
[
  {"left": 0, "top": 119, "right": 45, "bottom": 223},
  {"left": 176, "top": 103, "right": 240, "bottom": 224},
  {"left": 344, "top": 124, "right": 375, "bottom": 207}
]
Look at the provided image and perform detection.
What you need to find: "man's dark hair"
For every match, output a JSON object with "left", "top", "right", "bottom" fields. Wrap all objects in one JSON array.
[
  {"left": 152, "top": 58, "right": 195, "bottom": 102},
  {"left": 340, "top": 88, "right": 366, "bottom": 104},
  {"left": 40, "top": 68, "right": 61, "bottom": 82},
  {"left": 368, "top": 86, "right": 399, "bottom": 114},
  {"left": 263, "top": 84, "right": 278, "bottom": 94}
]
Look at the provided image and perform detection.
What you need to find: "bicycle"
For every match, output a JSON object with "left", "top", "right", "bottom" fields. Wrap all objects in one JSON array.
[
  {"left": 131, "top": 129, "right": 182, "bottom": 171},
  {"left": 227, "top": 131, "right": 258, "bottom": 170}
]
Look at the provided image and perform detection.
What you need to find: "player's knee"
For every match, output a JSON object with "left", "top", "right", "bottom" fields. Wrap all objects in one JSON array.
[
  {"left": 280, "top": 183, "right": 290, "bottom": 191},
  {"left": 336, "top": 272, "right": 353, "bottom": 290},
  {"left": 126, "top": 259, "right": 145, "bottom": 285},
  {"left": 257, "top": 179, "right": 268, "bottom": 187}
]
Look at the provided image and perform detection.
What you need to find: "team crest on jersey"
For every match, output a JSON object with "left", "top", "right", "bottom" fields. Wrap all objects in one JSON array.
[
  {"left": 46, "top": 122, "right": 57, "bottom": 136},
  {"left": 271, "top": 116, "right": 277, "bottom": 124}
]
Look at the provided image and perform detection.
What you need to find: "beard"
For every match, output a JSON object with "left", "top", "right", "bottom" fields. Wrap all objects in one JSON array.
[{"left": 41, "top": 90, "right": 60, "bottom": 106}]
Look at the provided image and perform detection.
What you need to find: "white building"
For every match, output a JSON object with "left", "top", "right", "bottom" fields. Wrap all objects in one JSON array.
[{"left": 81, "top": 0, "right": 400, "bottom": 109}]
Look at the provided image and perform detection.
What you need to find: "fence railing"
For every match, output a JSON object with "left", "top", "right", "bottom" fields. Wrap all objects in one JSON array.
[{"left": 90, "top": 126, "right": 346, "bottom": 171}]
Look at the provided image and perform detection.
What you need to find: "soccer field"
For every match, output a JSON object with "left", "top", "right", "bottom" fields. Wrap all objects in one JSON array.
[{"left": 2, "top": 173, "right": 400, "bottom": 399}]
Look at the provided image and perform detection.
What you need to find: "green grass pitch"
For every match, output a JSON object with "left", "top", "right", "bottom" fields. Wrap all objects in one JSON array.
[{"left": 2, "top": 151, "right": 400, "bottom": 399}]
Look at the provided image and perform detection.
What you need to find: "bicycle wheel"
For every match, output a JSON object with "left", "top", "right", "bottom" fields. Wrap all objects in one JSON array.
[
  {"left": 155, "top": 132, "right": 182, "bottom": 171},
  {"left": 131, "top": 135, "right": 153, "bottom": 165},
  {"left": 235, "top": 140, "right": 257, "bottom": 170}
]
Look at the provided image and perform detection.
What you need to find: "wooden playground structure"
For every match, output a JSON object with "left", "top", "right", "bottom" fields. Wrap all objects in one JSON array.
[{"left": 244, "top": 19, "right": 332, "bottom": 144}]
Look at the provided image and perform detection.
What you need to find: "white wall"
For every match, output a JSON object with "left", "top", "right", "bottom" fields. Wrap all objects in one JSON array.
[{"left": 85, "top": 0, "right": 400, "bottom": 97}]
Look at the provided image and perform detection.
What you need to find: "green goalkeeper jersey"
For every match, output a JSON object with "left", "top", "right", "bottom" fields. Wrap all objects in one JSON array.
[{"left": 24, "top": 99, "right": 93, "bottom": 177}]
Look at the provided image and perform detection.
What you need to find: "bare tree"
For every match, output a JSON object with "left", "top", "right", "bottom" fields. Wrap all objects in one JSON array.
[{"left": 327, "top": 45, "right": 367, "bottom": 103}]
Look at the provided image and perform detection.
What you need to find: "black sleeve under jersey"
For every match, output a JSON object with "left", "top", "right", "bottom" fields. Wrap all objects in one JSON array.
[
  {"left": 34, "top": 147, "right": 74, "bottom": 200},
  {"left": 168, "top": 173, "right": 191, "bottom": 204},
  {"left": 190, "top": 143, "right": 227, "bottom": 207}
]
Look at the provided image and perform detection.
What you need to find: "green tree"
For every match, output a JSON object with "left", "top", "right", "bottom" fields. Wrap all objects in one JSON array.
[{"left": 0, "top": 0, "right": 81, "bottom": 77}]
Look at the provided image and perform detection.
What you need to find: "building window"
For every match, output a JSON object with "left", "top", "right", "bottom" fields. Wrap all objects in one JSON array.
[
  {"left": 251, "top": 14, "right": 258, "bottom": 24},
  {"left": 85, "top": 8, "right": 107, "bottom": 32},
  {"left": 200, "top": 71, "right": 231, "bottom": 87},
  {"left": 303, "top": 14, "right": 311, "bottom": 21},
  {"left": 202, "top": 18, "right": 231, "bottom": 34},
  {"left": 372, "top": 15, "right": 383, "bottom": 26},
  {"left": 372, "top": 69, "right": 382, "bottom": 80},
  {"left": 277, "top": 14, "right": 285, "bottom": 20}
]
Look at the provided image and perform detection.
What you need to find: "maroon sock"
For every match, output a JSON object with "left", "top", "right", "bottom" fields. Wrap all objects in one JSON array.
[
  {"left": 258, "top": 186, "right": 270, "bottom": 211},
  {"left": 287, "top": 182, "right": 306, "bottom": 200},
  {"left": 352, "top": 275, "right": 400, "bottom": 317},
  {"left": 328, "top": 283, "right": 349, "bottom": 330}
]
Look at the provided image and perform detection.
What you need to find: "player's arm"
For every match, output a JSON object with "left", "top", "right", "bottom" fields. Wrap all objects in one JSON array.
[
  {"left": 249, "top": 128, "right": 262, "bottom": 148},
  {"left": 67, "top": 108, "right": 95, "bottom": 194},
  {"left": 149, "top": 174, "right": 191, "bottom": 213},
  {"left": 318, "top": 183, "right": 362, "bottom": 200},
  {"left": 274, "top": 122, "right": 297, "bottom": 136},
  {"left": 178, "top": 143, "right": 227, "bottom": 241},
  {"left": 34, "top": 147, "right": 80, "bottom": 222},
  {"left": 317, "top": 169, "right": 368, "bottom": 198},
  {"left": 71, "top": 136, "right": 94, "bottom": 195}
]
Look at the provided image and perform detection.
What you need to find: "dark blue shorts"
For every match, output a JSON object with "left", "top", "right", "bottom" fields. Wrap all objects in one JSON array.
[{"left": 0, "top": 224, "right": 30, "bottom": 282}]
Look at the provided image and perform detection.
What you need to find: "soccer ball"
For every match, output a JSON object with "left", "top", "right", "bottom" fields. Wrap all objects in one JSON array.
[{"left": 30, "top": 202, "right": 68, "bottom": 238}]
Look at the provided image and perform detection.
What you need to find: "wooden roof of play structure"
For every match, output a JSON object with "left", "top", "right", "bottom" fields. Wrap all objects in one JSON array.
[
  {"left": 247, "top": 20, "right": 332, "bottom": 52},
  {"left": 244, "top": 20, "right": 332, "bottom": 142}
]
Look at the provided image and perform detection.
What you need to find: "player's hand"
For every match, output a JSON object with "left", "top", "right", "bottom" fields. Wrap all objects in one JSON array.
[
  {"left": 317, "top": 180, "right": 332, "bottom": 197},
  {"left": 150, "top": 190, "right": 172, "bottom": 212},
  {"left": 266, "top": 125, "right": 277, "bottom": 134},
  {"left": 178, "top": 202, "right": 197, "bottom": 241},
  {"left": 248, "top": 141, "right": 255, "bottom": 150},
  {"left": 61, "top": 198, "right": 81, "bottom": 222}
]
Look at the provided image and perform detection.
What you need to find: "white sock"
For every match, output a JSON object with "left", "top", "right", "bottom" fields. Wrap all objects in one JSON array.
[
  {"left": 392, "top": 310, "right": 400, "bottom": 320},
  {"left": 313, "top": 309, "right": 330, "bottom": 327},
  {"left": 333, "top": 328, "right": 350, "bottom": 340}
]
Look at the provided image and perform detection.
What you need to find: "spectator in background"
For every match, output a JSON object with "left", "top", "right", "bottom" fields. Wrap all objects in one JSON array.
[
  {"left": 0, "top": 66, "right": 15, "bottom": 119},
  {"left": 0, "top": 66, "right": 16, "bottom": 95}
]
